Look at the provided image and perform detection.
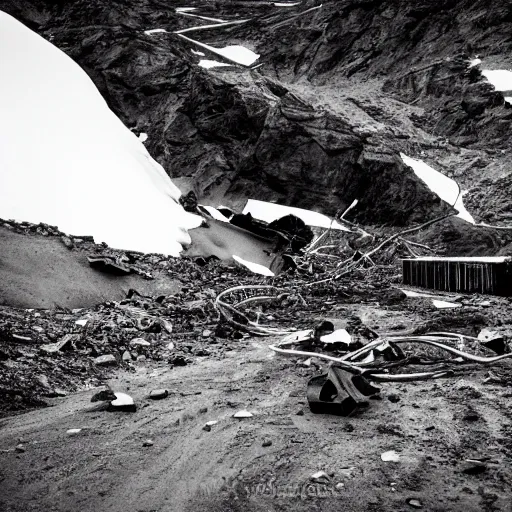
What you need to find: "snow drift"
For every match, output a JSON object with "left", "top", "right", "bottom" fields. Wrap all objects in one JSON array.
[{"left": 0, "top": 11, "right": 202, "bottom": 256}]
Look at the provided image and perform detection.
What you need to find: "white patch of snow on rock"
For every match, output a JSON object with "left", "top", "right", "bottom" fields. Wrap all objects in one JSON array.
[
  {"left": 144, "top": 28, "right": 168, "bottom": 35},
  {"left": 200, "top": 205, "right": 231, "bottom": 222},
  {"left": 481, "top": 69, "right": 512, "bottom": 91},
  {"left": 432, "top": 300, "right": 461, "bottom": 309},
  {"left": 198, "top": 59, "right": 231, "bottom": 69},
  {"left": 232, "top": 255, "right": 275, "bottom": 276},
  {"left": 178, "top": 34, "right": 259, "bottom": 66},
  {"left": 274, "top": 2, "right": 301, "bottom": 6},
  {"left": 400, "top": 154, "right": 475, "bottom": 224},
  {"left": 243, "top": 199, "right": 350, "bottom": 231},
  {"left": 178, "top": 12, "right": 227, "bottom": 23},
  {"left": 468, "top": 58, "right": 482, "bottom": 68},
  {"left": 138, "top": 133, "right": 148, "bottom": 142},
  {"left": 0, "top": 11, "right": 202, "bottom": 256}
]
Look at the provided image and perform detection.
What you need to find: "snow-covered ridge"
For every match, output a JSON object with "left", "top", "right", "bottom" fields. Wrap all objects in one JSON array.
[{"left": 0, "top": 11, "right": 202, "bottom": 256}]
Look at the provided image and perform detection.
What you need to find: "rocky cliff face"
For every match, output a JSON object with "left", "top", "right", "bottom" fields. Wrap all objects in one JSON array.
[{"left": 2, "top": 0, "right": 512, "bottom": 239}]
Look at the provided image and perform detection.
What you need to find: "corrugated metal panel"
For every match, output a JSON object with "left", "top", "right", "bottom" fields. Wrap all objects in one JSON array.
[{"left": 402, "top": 257, "right": 512, "bottom": 296}]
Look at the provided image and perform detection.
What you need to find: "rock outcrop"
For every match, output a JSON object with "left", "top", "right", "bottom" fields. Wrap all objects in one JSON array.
[{"left": 2, "top": 0, "right": 512, "bottom": 236}]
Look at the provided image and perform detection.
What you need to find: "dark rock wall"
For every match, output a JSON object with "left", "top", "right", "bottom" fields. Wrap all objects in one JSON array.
[{"left": 3, "top": 0, "right": 511, "bottom": 228}]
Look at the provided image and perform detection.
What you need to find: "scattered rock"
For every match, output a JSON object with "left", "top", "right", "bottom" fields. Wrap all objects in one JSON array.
[
  {"left": 66, "top": 429, "right": 82, "bottom": 435},
  {"left": 94, "top": 354, "right": 117, "bottom": 366},
  {"left": 233, "top": 410, "right": 253, "bottom": 419},
  {"left": 407, "top": 498, "right": 422, "bottom": 508},
  {"left": 310, "top": 471, "right": 330, "bottom": 483},
  {"left": 130, "top": 338, "right": 151, "bottom": 347},
  {"left": 108, "top": 392, "right": 136, "bottom": 412},
  {"left": 461, "top": 460, "right": 487, "bottom": 474},
  {"left": 143, "top": 439, "right": 154, "bottom": 447},
  {"left": 61, "top": 235, "right": 74, "bottom": 249},
  {"left": 462, "top": 411, "right": 480, "bottom": 422},
  {"left": 381, "top": 450, "right": 400, "bottom": 462},
  {"left": 388, "top": 394, "right": 400, "bottom": 403},
  {"left": 262, "top": 438, "right": 272, "bottom": 447},
  {"left": 15, "top": 444, "right": 25, "bottom": 453},
  {"left": 122, "top": 350, "right": 132, "bottom": 362},
  {"left": 169, "top": 355, "right": 188, "bottom": 366},
  {"left": 202, "top": 329, "right": 213, "bottom": 338},
  {"left": 136, "top": 355, "right": 147, "bottom": 362},
  {"left": 40, "top": 334, "right": 77, "bottom": 354},
  {"left": 149, "top": 389, "right": 169, "bottom": 400}
]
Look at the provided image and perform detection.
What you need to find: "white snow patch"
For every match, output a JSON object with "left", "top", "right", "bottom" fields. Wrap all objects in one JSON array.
[
  {"left": 481, "top": 69, "right": 512, "bottom": 91},
  {"left": 468, "top": 58, "right": 482, "bottom": 68},
  {"left": 320, "top": 329, "right": 352, "bottom": 344},
  {"left": 175, "top": 19, "right": 249, "bottom": 35},
  {"left": 0, "top": 12, "right": 202, "bottom": 256},
  {"left": 400, "top": 289, "right": 436, "bottom": 298},
  {"left": 198, "top": 59, "right": 231, "bottom": 69},
  {"left": 178, "top": 34, "right": 259, "bottom": 66},
  {"left": 178, "top": 12, "right": 227, "bottom": 23},
  {"left": 200, "top": 205, "right": 231, "bottom": 222},
  {"left": 191, "top": 49, "right": 206, "bottom": 56},
  {"left": 381, "top": 450, "right": 400, "bottom": 462},
  {"left": 400, "top": 154, "right": 475, "bottom": 224},
  {"left": 175, "top": 7, "right": 197, "bottom": 12},
  {"left": 111, "top": 392, "right": 134, "bottom": 406},
  {"left": 274, "top": 2, "right": 301, "bottom": 5},
  {"left": 243, "top": 199, "right": 350, "bottom": 231},
  {"left": 138, "top": 132, "right": 148, "bottom": 142},
  {"left": 232, "top": 255, "right": 275, "bottom": 276},
  {"left": 432, "top": 300, "right": 461, "bottom": 309},
  {"left": 144, "top": 28, "right": 168, "bottom": 35}
]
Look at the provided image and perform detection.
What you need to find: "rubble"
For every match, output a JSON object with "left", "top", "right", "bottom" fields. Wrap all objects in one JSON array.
[
  {"left": 94, "top": 355, "right": 117, "bottom": 367},
  {"left": 149, "top": 389, "right": 169, "bottom": 400},
  {"left": 109, "top": 392, "right": 136, "bottom": 412}
]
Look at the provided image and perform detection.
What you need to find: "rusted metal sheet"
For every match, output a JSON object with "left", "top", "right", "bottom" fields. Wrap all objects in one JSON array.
[{"left": 402, "top": 257, "right": 512, "bottom": 296}]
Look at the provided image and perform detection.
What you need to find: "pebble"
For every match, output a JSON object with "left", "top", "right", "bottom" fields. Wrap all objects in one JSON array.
[
  {"left": 66, "top": 429, "right": 82, "bottom": 435},
  {"left": 381, "top": 450, "right": 400, "bottom": 462},
  {"left": 262, "top": 438, "right": 272, "bottom": 447},
  {"left": 130, "top": 338, "right": 151, "bottom": 347},
  {"left": 233, "top": 410, "right": 253, "bottom": 418},
  {"left": 461, "top": 460, "right": 487, "bottom": 474},
  {"left": 143, "top": 439, "right": 154, "bottom": 447},
  {"left": 388, "top": 394, "right": 400, "bottom": 403},
  {"left": 407, "top": 498, "right": 422, "bottom": 508},
  {"left": 310, "top": 471, "right": 330, "bottom": 483},
  {"left": 15, "top": 444, "right": 25, "bottom": 453},
  {"left": 149, "top": 389, "right": 169, "bottom": 400},
  {"left": 202, "top": 329, "right": 213, "bottom": 338},
  {"left": 94, "top": 354, "right": 117, "bottom": 366},
  {"left": 122, "top": 351, "right": 132, "bottom": 362}
]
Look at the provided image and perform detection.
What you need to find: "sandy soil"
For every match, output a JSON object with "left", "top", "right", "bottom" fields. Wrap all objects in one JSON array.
[
  {"left": 0, "top": 227, "right": 181, "bottom": 309},
  {"left": 1, "top": 302, "right": 511, "bottom": 512}
]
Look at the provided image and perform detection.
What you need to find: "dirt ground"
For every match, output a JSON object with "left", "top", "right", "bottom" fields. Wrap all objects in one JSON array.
[{"left": 1, "top": 299, "right": 512, "bottom": 512}]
